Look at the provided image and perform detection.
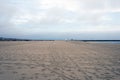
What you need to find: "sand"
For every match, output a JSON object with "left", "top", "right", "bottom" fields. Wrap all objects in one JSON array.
[{"left": 0, "top": 41, "right": 120, "bottom": 80}]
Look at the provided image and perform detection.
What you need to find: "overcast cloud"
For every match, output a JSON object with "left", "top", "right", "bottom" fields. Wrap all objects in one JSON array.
[{"left": 0, "top": 0, "right": 120, "bottom": 40}]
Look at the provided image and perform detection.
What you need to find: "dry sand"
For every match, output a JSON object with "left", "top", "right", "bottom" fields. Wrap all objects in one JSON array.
[{"left": 0, "top": 41, "right": 120, "bottom": 80}]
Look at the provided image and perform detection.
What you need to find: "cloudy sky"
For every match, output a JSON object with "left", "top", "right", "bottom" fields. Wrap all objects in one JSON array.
[{"left": 0, "top": 0, "right": 120, "bottom": 40}]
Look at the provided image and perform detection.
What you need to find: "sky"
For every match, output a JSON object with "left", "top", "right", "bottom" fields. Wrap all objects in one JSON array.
[{"left": 0, "top": 0, "right": 120, "bottom": 40}]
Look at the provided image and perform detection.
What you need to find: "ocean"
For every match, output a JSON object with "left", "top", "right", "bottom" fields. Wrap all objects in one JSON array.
[{"left": 88, "top": 41, "right": 120, "bottom": 44}]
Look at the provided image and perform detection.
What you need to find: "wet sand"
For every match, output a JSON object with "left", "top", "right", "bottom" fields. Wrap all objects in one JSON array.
[{"left": 0, "top": 41, "right": 120, "bottom": 80}]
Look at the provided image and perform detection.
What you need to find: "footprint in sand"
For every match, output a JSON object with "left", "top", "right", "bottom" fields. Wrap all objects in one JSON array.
[{"left": 0, "top": 71, "right": 4, "bottom": 75}]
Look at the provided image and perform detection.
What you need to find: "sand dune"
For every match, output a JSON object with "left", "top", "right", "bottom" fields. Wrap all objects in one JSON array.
[{"left": 0, "top": 41, "right": 120, "bottom": 80}]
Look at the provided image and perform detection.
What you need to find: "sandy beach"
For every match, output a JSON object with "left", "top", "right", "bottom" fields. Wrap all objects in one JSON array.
[{"left": 0, "top": 41, "right": 120, "bottom": 80}]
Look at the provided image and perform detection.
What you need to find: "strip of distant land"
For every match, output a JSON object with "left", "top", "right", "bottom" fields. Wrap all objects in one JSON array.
[
  {"left": 0, "top": 37, "right": 54, "bottom": 41},
  {"left": 0, "top": 37, "right": 120, "bottom": 41},
  {"left": 0, "top": 37, "right": 30, "bottom": 41}
]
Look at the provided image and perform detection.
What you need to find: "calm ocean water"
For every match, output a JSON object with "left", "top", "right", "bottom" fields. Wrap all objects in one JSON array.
[{"left": 88, "top": 41, "right": 120, "bottom": 44}]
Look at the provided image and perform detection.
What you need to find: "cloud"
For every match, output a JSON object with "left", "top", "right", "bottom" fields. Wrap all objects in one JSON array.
[{"left": 0, "top": 0, "right": 120, "bottom": 39}]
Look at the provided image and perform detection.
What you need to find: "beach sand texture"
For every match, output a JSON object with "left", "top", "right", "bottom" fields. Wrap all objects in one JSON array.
[{"left": 0, "top": 41, "right": 120, "bottom": 80}]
